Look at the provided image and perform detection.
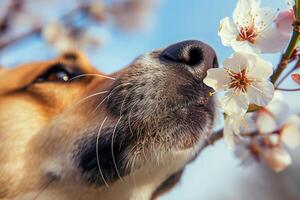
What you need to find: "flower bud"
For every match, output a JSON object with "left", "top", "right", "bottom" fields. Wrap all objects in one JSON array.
[
  {"left": 262, "top": 147, "right": 292, "bottom": 172},
  {"left": 275, "top": 9, "right": 296, "bottom": 36}
]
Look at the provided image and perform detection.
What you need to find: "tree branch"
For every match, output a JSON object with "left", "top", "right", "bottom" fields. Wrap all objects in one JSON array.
[
  {"left": 0, "top": 26, "right": 41, "bottom": 50},
  {"left": 200, "top": 129, "right": 224, "bottom": 151}
]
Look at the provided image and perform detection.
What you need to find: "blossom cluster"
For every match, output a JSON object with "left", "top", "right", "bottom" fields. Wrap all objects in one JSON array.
[
  {"left": 42, "top": 0, "right": 157, "bottom": 51},
  {"left": 0, "top": 0, "right": 156, "bottom": 52},
  {"left": 203, "top": 0, "right": 300, "bottom": 172}
]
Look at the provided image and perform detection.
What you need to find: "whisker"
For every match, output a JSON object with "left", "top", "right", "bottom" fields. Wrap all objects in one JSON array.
[
  {"left": 93, "top": 94, "right": 112, "bottom": 113},
  {"left": 142, "top": 140, "right": 150, "bottom": 164},
  {"left": 151, "top": 130, "right": 164, "bottom": 165},
  {"left": 151, "top": 137, "right": 159, "bottom": 165},
  {"left": 96, "top": 116, "right": 109, "bottom": 188},
  {"left": 69, "top": 73, "right": 116, "bottom": 81},
  {"left": 119, "top": 86, "right": 138, "bottom": 116},
  {"left": 128, "top": 101, "right": 138, "bottom": 137},
  {"left": 111, "top": 116, "right": 123, "bottom": 181},
  {"left": 93, "top": 83, "right": 131, "bottom": 113},
  {"left": 156, "top": 138, "right": 165, "bottom": 166},
  {"left": 74, "top": 91, "right": 109, "bottom": 106}
]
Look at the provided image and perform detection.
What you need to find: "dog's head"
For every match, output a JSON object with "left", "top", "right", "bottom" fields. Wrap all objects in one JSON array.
[{"left": 0, "top": 40, "right": 217, "bottom": 200}]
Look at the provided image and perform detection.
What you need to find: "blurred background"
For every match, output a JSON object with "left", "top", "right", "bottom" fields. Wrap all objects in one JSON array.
[{"left": 0, "top": 0, "right": 299, "bottom": 199}]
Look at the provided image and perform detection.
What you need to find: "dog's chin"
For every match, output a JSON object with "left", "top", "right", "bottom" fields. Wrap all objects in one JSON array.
[{"left": 73, "top": 118, "right": 205, "bottom": 187}]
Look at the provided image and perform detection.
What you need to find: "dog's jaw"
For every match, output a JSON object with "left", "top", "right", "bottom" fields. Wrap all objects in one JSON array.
[{"left": 16, "top": 145, "right": 200, "bottom": 200}]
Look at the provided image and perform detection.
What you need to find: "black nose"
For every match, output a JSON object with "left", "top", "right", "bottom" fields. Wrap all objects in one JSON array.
[{"left": 160, "top": 40, "right": 216, "bottom": 68}]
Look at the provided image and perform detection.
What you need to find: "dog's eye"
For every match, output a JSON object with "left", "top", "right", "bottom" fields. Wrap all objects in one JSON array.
[{"left": 36, "top": 64, "right": 77, "bottom": 83}]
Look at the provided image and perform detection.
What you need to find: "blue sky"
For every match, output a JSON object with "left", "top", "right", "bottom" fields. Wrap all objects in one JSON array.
[
  {"left": 1, "top": 0, "right": 287, "bottom": 71},
  {"left": 1, "top": 0, "right": 299, "bottom": 199}
]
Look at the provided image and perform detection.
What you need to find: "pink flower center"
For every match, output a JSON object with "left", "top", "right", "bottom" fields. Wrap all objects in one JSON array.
[
  {"left": 236, "top": 25, "right": 258, "bottom": 44},
  {"left": 228, "top": 68, "right": 251, "bottom": 93}
]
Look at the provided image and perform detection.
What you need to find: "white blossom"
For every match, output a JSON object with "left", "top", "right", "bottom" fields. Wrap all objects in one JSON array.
[
  {"left": 281, "top": 115, "right": 300, "bottom": 149},
  {"left": 204, "top": 52, "right": 274, "bottom": 116},
  {"left": 262, "top": 147, "right": 292, "bottom": 172},
  {"left": 218, "top": 0, "right": 289, "bottom": 53},
  {"left": 42, "top": 22, "right": 74, "bottom": 52},
  {"left": 42, "top": 22, "right": 109, "bottom": 52},
  {"left": 255, "top": 91, "right": 289, "bottom": 134}
]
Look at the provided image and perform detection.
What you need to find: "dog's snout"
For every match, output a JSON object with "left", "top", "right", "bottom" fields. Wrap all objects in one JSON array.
[{"left": 160, "top": 40, "right": 205, "bottom": 67}]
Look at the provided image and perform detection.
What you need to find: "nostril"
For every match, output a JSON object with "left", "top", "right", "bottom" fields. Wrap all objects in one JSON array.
[
  {"left": 187, "top": 48, "right": 203, "bottom": 66},
  {"left": 160, "top": 40, "right": 204, "bottom": 67},
  {"left": 212, "top": 56, "right": 219, "bottom": 68}
]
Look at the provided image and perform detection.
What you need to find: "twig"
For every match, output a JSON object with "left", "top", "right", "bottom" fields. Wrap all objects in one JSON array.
[
  {"left": 0, "top": 26, "right": 41, "bottom": 50},
  {"left": 0, "top": 4, "right": 84, "bottom": 52},
  {"left": 276, "top": 87, "right": 300, "bottom": 91},
  {"left": 200, "top": 129, "right": 261, "bottom": 152},
  {"left": 0, "top": 0, "right": 24, "bottom": 35},
  {"left": 200, "top": 129, "right": 223, "bottom": 151},
  {"left": 275, "top": 58, "right": 300, "bottom": 88}
]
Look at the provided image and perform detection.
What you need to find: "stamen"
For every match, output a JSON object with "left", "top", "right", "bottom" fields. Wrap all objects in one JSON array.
[
  {"left": 237, "top": 23, "right": 258, "bottom": 44},
  {"left": 226, "top": 68, "right": 252, "bottom": 93},
  {"left": 236, "top": 9, "right": 277, "bottom": 43}
]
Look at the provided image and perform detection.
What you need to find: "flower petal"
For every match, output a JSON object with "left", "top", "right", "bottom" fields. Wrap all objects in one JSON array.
[
  {"left": 224, "top": 114, "right": 242, "bottom": 149},
  {"left": 275, "top": 9, "right": 295, "bottom": 37},
  {"left": 222, "top": 90, "right": 249, "bottom": 115},
  {"left": 281, "top": 115, "right": 300, "bottom": 149},
  {"left": 231, "top": 40, "right": 261, "bottom": 54},
  {"left": 281, "top": 124, "right": 300, "bottom": 149},
  {"left": 242, "top": 113, "right": 258, "bottom": 133},
  {"left": 262, "top": 147, "right": 292, "bottom": 172},
  {"left": 252, "top": 6, "right": 275, "bottom": 32},
  {"left": 291, "top": 74, "right": 300, "bottom": 85},
  {"left": 256, "top": 26, "right": 290, "bottom": 53},
  {"left": 233, "top": 0, "right": 259, "bottom": 25},
  {"left": 223, "top": 52, "right": 249, "bottom": 73},
  {"left": 266, "top": 91, "right": 290, "bottom": 125},
  {"left": 218, "top": 17, "right": 239, "bottom": 47},
  {"left": 224, "top": 124, "right": 235, "bottom": 149},
  {"left": 247, "top": 54, "right": 273, "bottom": 79},
  {"left": 256, "top": 111, "right": 277, "bottom": 134},
  {"left": 203, "top": 68, "right": 230, "bottom": 91},
  {"left": 247, "top": 80, "right": 274, "bottom": 107},
  {"left": 285, "top": 115, "right": 300, "bottom": 127}
]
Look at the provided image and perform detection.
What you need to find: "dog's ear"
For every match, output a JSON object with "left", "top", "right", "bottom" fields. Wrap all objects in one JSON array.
[
  {"left": 57, "top": 51, "right": 106, "bottom": 75},
  {"left": 58, "top": 51, "right": 98, "bottom": 72},
  {"left": 59, "top": 51, "right": 89, "bottom": 63}
]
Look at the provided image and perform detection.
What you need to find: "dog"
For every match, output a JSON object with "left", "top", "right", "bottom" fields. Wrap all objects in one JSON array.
[{"left": 0, "top": 40, "right": 217, "bottom": 200}]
